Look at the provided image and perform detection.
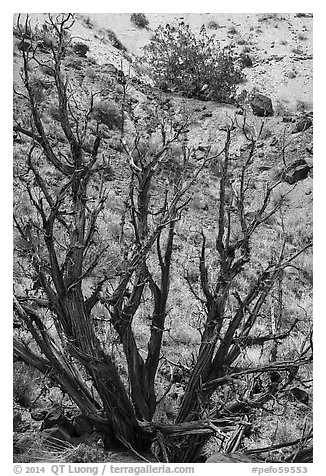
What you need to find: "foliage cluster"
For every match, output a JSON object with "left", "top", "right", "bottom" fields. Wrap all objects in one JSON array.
[
  {"left": 130, "top": 13, "right": 149, "bottom": 29},
  {"left": 141, "top": 22, "right": 245, "bottom": 103},
  {"left": 207, "top": 20, "right": 220, "bottom": 30}
]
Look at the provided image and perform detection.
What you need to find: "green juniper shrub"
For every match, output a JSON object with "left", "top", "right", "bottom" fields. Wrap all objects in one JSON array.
[
  {"left": 207, "top": 20, "right": 220, "bottom": 29},
  {"left": 130, "top": 13, "right": 149, "bottom": 29},
  {"left": 141, "top": 22, "right": 245, "bottom": 103}
]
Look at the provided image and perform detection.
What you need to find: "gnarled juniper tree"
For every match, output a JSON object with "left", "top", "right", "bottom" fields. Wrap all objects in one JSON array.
[{"left": 13, "top": 14, "right": 312, "bottom": 462}]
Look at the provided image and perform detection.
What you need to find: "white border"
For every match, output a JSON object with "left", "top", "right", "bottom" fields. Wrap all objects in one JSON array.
[{"left": 3, "top": 3, "right": 322, "bottom": 474}]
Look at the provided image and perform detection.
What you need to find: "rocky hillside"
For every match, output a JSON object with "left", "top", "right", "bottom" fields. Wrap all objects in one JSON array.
[{"left": 15, "top": 12, "right": 312, "bottom": 110}]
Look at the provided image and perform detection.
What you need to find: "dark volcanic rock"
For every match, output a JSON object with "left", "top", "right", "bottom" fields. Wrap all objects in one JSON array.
[
  {"left": 292, "top": 117, "right": 312, "bottom": 133},
  {"left": 284, "top": 159, "right": 311, "bottom": 184},
  {"left": 251, "top": 93, "right": 274, "bottom": 117},
  {"left": 289, "top": 387, "right": 309, "bottom": 405}
]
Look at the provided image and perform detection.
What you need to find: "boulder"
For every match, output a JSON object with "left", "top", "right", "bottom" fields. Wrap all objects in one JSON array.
[
  {"left": 292, "top": 117, "right": 312, "bottom": 134},
  {"left": 251, "top": 94, "right": 274, "bottom": 117},
  {"left": 289, "top": 387, "right": 309, "bottom": 405},
  {"left": 206, "top": 452, "right": 256, "bottom": 463},
  {"left": 284, "top": 159, "right": 311, "bottom": 184}
]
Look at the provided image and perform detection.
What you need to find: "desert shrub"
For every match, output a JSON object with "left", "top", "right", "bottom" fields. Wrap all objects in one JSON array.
[
  {"left": 64, "top": 55, "right": 83, "bottom": 70},
  {"left": 130, "top": 13, "right": 149, "bottom": 29},
  {"left": 63, "top": 443, "right": 108, "bottom": 463},
  {"left": 242, "top": 45, "right": 252, "bottom": 53},
  {"left": 274, "top": 99, "right": 291, "bottom": 116},
  {"left": 237, "top": 37, "right": 247, "bottom": 45},
  {"left": 29, "top": 75, "right": 52, "bottom": 103},
  {"left": 49, "top": 105, "right": 62, "bottom": 121},
  {"left": 228, "top": 26, "right": 238, "bottom": 35},
  {"left": 240, "top": 52, "right": 253, "bottom": 68},
  {"left": 85, "top": 66, "right": 97, "bottom": 80},
  {"left": 82, "top": 16, "right": 94, "bottom": 29},
  {"left": 280, "top": 39, "right": 288, "bottom": 45},
  {"left": 207, "top": 20, "right": 220, "bottom": 29},
  {"left": 297, "top": 33, "right": 308, "bottom": 41},
  {"left": 72, "top": 42, "right": 89, "bottom": 57},
  {"left": 141, "top": 22, "right": 244, "bottom": 103},
  {"left": 295, "top": 13, "right": 312, "bottom": 18},
  {"left": 106, "top": 29, "right": 127, "bottom": 51},
  {"left": 292, "top": 47, "right": 303, "bottom": 55},
  {"left": 296, "top": 99, "right": 308, "bottom": 113},
  {"left": 92, "top": 100, "right": 123, "bottom": 130},
  {"left": 13, "top": 362, "right": 34, "bottom": 408},
  {"left": 285, "top": 68, "right": 297, "bottom": 79},
  {"left": 258, "top": 13, "right": 278, "bottom": 22}
]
